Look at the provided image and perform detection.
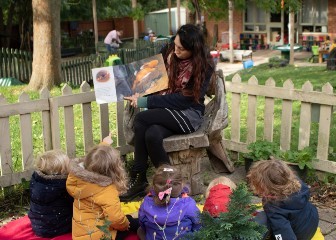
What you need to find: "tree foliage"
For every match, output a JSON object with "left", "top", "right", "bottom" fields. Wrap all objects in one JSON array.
[
  {"left": 60, "top": 0, "right": 170, "bottom": 21},
  {"left": 201, "top": 0, "right": 302, "bottom": 21},
  {"left": 186, "top": 183, "right": 267, "bottom": 240}
]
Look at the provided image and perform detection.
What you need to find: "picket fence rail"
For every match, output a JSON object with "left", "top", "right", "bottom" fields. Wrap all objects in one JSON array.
[{"left": 1, "top": 75, "right": 336, "bottom": 188}]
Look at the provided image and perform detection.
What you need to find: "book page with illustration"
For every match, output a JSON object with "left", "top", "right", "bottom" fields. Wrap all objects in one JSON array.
[{"left": 92, "top": 54, "right": 168, "bottom": 104}]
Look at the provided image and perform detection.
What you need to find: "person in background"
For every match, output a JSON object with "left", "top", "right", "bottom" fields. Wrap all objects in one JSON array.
[
  {"left": 247, "top": 159, "right": 320, "bottom": 240},
  {"left": 104, "top": 30, "right": 123, "bottom": 54},
  {"left": 121, "top": 24, "right": 215, "bottom": 202},
  {"left": 28, "top": 150, "right": 73, "bottom": 238},
  {"left": 66, "top": 134, "right": 139, "bottom": 240},
  {"left": 137, "top": 164, "right": 201, "bottom": 240},
  {"left": 329, "top": 38, "right": 336, "bottom": 52},
  {"left": 149, "top": 31, "right": 156, "bottom": 42},
  {"left": 203, "top": 176, "right": 236, "bottom": 217},
  {"left": 322, "top": 36, "right": 331, "bottom": 50}
]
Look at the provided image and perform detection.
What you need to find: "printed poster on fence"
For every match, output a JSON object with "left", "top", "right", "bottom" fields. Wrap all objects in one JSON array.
[{"left": 92, "top": 54, "right": 169, "bottom": 104}]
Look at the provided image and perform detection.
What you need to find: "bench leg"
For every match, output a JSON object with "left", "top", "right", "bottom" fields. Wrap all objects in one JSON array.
[
  {"left": 207, "top": 139, "right": 235, "bottom": 173},
  {"left": 168, "top": 148, "right": 206, "bottom": 195}
]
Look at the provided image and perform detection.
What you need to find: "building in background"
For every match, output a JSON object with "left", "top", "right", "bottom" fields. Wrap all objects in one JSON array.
[
  {"left": 205, "top": 0, "right": 335, "bottom": 51},
  {"left": 145, "top": 7, "right": 187, "bottom": 37}
]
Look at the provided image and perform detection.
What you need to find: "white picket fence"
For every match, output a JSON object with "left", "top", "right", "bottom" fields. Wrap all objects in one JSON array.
[{"left": 1, "top": 75, "right": 336, "bottom": 188}]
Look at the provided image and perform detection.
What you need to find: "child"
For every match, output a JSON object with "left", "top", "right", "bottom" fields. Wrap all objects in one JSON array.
[
  {"left": 203, "top": 176, "right": 236, "bottom": 217},
  {"left": 138, "top": 164, "right": 201, "bottom": 240},
  {"left": 247, "top": 159, "right": 319, "bottom": 240},
  {"left": 66, "top": 135, "right": 138, "bottom": 240},
  {"left": 28, "top": 150, "right": 73, "bottom": 238}
]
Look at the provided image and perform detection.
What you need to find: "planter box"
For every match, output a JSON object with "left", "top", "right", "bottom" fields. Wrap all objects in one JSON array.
[
  {"left": 244, "top": 157, "right": 254, "bottom": 173},
  {"left": 286, "top": 162, "right": 308, "bottom": 181}
]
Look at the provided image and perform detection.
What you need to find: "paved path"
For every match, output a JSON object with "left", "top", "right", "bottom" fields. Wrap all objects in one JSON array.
[
  {"left": 216, "top": 49, "right": 326, "bottom": 76},
  {"left": 214, "top": 50, "right": 335, "bottom": 239}
]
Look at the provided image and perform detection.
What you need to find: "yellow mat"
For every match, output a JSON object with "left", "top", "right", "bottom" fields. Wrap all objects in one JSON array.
[{"left": 121, "top": 202, "right": 324, "bottom": 239}]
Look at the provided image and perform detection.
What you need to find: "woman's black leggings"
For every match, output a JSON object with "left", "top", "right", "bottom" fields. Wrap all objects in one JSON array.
[{"left": 132, "top": 108, "right": 193, "bottom": 172}]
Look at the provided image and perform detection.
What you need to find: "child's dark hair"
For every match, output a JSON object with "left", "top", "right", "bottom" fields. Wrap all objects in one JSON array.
[{"left": 152, "top": 164, "right": 183, "bottom": 206}]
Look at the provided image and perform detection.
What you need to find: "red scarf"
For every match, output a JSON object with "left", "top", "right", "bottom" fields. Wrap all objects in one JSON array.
[
  {"left": 166, "top": 54, "right": 193, "bottom": 94},
  {"left": 174, "top": 58, "right": 193, "bottom": 92}
]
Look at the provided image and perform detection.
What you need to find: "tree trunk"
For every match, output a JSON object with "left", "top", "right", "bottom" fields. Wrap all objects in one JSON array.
[
  {"left": 176, "top": 0, "right": 181, "bottom": 29},
  {"left": 92, "top": 0, "right": 98, "bottom": 54},
  {"left": 168, "top": 0, "right": 172, "bottom": 35},
  {"left": 228, "top": 0, "right": 234, "bottom": 63},
  {"left": 289, "top": 11, "right": 295, "bottom": 65},
  {"left": 28, "top": 0, "right": 61, "bottom": 91},
  {"left": 192, "top": 0, "right": 201, "bottom": 25},
  {"left": 132, "top": 0, "right": 138, "bottom": 41}
]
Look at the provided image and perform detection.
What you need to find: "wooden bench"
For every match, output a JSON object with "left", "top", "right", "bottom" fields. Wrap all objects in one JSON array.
[{"left": 124, "top": 69, "right": 234, "bottom": 195}]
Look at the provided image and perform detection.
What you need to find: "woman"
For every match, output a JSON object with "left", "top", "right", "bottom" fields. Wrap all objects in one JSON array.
[{"left": 121, "top": 24, "right": 215, "bottom": 202}]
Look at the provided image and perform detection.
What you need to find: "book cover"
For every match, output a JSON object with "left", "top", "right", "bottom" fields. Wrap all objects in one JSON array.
[{"left": 92, "top": 54, "right": 168, "bottom": 104}]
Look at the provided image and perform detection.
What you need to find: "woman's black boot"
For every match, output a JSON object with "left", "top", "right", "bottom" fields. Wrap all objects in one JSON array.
[{"left": 119, "top": 171, "right": 148, "bottom": 202}]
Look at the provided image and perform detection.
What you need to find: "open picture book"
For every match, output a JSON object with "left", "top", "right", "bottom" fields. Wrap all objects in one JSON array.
[{"left": 91, "top": 54, "right": 168, "bottom": 104}]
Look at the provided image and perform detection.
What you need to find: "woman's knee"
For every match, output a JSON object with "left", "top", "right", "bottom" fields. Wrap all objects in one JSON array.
[{"left": 144, "top": 125, "right": 163, "bottom": 144}]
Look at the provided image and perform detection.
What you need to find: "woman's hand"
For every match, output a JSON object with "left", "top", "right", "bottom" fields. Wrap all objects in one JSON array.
[{"left": 124, "top": 93, "right": 139, "bottom": 108}]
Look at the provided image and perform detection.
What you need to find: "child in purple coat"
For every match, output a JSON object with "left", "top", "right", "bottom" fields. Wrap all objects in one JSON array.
[{"left": 137, "top": 165, "right": 201, "bottom": 240}]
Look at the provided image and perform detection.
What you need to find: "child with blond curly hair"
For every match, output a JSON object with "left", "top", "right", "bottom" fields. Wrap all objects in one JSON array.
[
  {"left": 203, "top": 176, "right": 236, "bottom": 217},
  {"left": 66, "top": 135, "right": 138, "bottom": 240},
  {"left": 247, "top": 159, "right": 319, "bottom": 240},
  {"left": 28, "top": 150, "right": 73, "bottom": 238}
]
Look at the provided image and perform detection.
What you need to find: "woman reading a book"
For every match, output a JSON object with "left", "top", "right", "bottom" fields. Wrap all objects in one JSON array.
[{"left": 121, "top": 24, "right": 215, "bottom": 201}]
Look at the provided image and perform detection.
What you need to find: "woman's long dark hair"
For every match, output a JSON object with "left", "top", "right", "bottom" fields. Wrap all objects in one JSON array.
[{"left": 163, "top": 24, "right": 214, "bottom": 102}]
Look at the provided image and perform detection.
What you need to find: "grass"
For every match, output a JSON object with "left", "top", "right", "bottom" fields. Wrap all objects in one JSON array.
[
  {"left": 225, "top": 63, "right": 336, "bottom": 90},
  {"left": 223, "top": 63, "right": 336, "bottom": 161}
]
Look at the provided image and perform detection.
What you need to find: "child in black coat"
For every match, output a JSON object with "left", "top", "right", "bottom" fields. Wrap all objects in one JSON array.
[
  {"left": 247, "top": 159, "right": 320, "bottom": 240},
  {"left": 28, "top": 150, "right": 73, "bottom": 238}
]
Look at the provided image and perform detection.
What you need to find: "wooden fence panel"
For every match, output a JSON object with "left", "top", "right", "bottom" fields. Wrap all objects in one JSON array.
[
  {"left": 63, "top": 85, "right": 76, "bottom": 158},
  {"left": 40, "top": 88, "right": 52, "bottom": 151},
  {"left": 225, "top": 78, "right": 336, "bottom": 174},
  {"left": 99, "top": 103, "right": 110, "bottom": 141},
  {"left": 19, "top": 93, "right": 34, "bottom": 171},
  {"left": 280, "top": 80, "right": 294, "bottom": 151},
  {"left": 81, "top": 82, "right": 94, "bottom": 153},
  {"left": 230, "top": 74, "right": 242, "bottom": 142},
  {"left": 0, "top": 94, "right": 49, "bottom": 187},
  {"left": 299, "top": 82, "right": 313, "bottom": 149},
  {"left": 49, "top": 96, "right": 61, "bottom": 150},
  {"left": 317, "top": 83, "right": 333, "bottom": 160},
  {"left": 263, "top": 78, "right": 275, "bottom": 141},
  {"left": 0, "top": 48, "right": 32, "bottom": 83},
  {"left": 247, "top": 76, "right": 258, "bottom": 143},
  {"left": 0, "top": 95, "right": 12, "bottom": 178}
]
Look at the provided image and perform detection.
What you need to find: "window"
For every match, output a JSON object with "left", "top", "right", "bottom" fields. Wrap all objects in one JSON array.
[
  {"left": 301, "top": 0, "right": 328, "bottom": 32},
  {"left": 244, "top": 1, "right": 266, "bottom": 32}
]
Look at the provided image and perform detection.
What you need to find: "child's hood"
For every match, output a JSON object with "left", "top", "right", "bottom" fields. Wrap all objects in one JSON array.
[
  {"left": 66, "top": 158, "right": 114, "bottom": 199},
  {"left": 141, "top": 196, "right": 199, "bottom": 225},
  {"left": 267, "top": 180, "right": 311, "bottom": 210}
]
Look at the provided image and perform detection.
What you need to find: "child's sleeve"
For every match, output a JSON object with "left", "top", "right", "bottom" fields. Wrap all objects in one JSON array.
[
  {"left": 264, "top": 206, "right": 296, "bottom": 239},
  {"left": 186, "top": 199, "right": 201, "bottom": 232},
  {"left": 98, "top": 186, "right": 130, "bottom": 231}
]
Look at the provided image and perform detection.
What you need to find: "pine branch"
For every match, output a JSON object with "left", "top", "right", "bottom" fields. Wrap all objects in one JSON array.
[{"left": 185, "top": 183, "right": 267, "bottom": 240}]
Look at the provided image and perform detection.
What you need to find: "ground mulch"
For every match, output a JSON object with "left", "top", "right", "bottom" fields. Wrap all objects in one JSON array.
[{"left": 310, "top": 182, "right": 336, "bottom": 209}]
